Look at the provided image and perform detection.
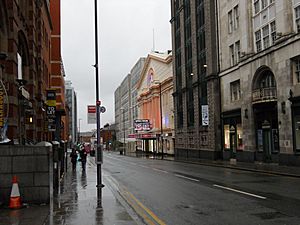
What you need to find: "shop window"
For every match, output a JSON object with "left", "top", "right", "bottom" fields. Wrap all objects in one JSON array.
[
  {"left": 294, "top": 114, "right": 300, "bottom": 150},
  {"left": 224, "top": 124, "right": 230, "bottom": 149},
  {"left": 223, "top": 123, "right": 243, "bottom": 150},
  {"left": 237, "top": 123, "right": 243, "bottom": 150}
]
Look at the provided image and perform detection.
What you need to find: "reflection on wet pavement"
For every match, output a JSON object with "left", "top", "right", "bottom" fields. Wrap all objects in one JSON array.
[
  {"left": 0, "top": 157, "right": 138, "bottom": 225},
  {"left": 46, "top": 158, "right": 138, "bottom": 225}
]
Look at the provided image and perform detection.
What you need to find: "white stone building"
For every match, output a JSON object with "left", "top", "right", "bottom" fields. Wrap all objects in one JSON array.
[{"left": 218, "top": 0, "right": 300, "bottom": 165}]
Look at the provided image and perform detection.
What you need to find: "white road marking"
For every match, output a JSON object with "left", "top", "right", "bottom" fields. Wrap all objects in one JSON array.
[
  {"left": 175, "top": 174, "right": 200, "bottom": 182},
  {"left": 213, "top": 184, "right": 267, "bottom": 200},
  {"left": 152, "top": 168, "right": 168, "bottom": 174},
  {"left": 139, "top": 165, "right": 150, "bottom": 169}
]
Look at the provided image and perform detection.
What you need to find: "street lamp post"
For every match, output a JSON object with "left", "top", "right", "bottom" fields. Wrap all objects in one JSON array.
[{"left": 93, "top": 0, "right": 103, "bottom": 207}]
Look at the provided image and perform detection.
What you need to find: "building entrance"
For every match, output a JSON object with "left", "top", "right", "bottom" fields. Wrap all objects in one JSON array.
[{"left": 254, "top": 103, "right": 279, "bottom": 162}]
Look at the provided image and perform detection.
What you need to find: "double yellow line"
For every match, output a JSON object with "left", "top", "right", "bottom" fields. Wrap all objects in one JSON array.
[{"left": 105, "top": 175, "right": 166, "bottom": 225}]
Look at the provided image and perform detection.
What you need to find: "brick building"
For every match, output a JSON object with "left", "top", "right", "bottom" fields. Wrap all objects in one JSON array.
[
  {"left": 0, "top": 0, "right": 53, "bottom": 143},
  {"left": 0, "top": 0, "right": 68, "bottom": 144},
  {"left": 170, "top": 0, "right": 221, "bottom": 160}
]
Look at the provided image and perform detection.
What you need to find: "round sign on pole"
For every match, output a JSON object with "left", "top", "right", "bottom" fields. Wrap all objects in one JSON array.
[{"left": 100, "top": 106, "right": 106, "bottom": 113}]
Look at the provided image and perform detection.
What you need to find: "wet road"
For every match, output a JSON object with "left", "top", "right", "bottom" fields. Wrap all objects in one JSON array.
[{"left": 103, "top": 152, "right": 300, "bottom": 225}]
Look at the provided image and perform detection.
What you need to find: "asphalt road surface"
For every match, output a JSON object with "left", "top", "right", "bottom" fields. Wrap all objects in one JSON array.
[{"left": 102, "top": 152, "right": 300, "bottom": 225}]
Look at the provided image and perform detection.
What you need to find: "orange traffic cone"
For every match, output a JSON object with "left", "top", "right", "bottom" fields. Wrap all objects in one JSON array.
[{"left": 9, "top": 175, "right": 22, "bottom": 209}]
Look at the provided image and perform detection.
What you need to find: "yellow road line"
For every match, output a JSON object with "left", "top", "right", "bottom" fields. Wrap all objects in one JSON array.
[
  {"left": 125, "top": 191, "right": 166, "bottom": 225},
  {"left": 105, "top": 174, "right": 166, "bottom": 225}
]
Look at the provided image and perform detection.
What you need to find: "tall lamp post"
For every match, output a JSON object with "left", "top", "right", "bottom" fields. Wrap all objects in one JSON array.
[
  {"left": 94, "top": 0, "right": 103, "bottom": 206},
  {"left": 120, "top": 107, "right": 126, "bottom": 155}
]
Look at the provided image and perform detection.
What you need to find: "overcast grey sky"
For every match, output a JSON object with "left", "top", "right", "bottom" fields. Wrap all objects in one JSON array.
[{"left": 61, "top": 0, "right": 171, "bottom": 132}]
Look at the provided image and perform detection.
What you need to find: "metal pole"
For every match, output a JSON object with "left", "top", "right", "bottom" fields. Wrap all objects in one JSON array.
[
  {"left": 159, "top": 83, "right": 163, "bottom": 159},
  {"left": 94, "top": 0, "right": 103, "bottom": 207}
]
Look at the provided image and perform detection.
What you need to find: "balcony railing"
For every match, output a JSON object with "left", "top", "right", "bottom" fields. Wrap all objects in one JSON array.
[{"left": 252, "top": 87, "right": 277, "bottom": 103}]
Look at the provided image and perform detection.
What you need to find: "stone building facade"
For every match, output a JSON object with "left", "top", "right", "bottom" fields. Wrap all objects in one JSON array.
[
  {"left": 136, "top": 51, "right": 175, "bottom": 155},
  {"left": 218, "top": 0, "right": 300, "bottom": 166},
  {"left": 0, "top": 0, "right": 53, "bottom": 143},
  {"left": 0, "top": 0, "right": 68, "bottom": 144},
  {"left": 170, "top": 0, "right": 221, "bottom": 160}
]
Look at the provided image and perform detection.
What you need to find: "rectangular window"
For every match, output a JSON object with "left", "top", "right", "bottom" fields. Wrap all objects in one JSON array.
[
  {"left": 295, "top": 6, "right": 300, "bottom": 33},
  {"left": 261, "top": 0, "right": 267, "bottom": 9},
  {"left": 270, "top": 21, "right": 276, "bottom": 44},
  {"left": 296, "top": 59, "right": 300, "bottom": 83},
  {"left": 262, "top": 25, "right": 270, "bottom": 48},
  {"left": 255, "top": 30, "right": 262, "bottom": 51},
  {"left": 229, "top": 44, "right": 234, "bottom": 66},
  {"left": 230, "top": 80, "right": 241, "bottom": 101},
  {"left": 234, "top": 5, "right": 239, "bottom": 30},
  {"left": 228, "top": 10, "right": 233, "bottom": 33},
  {"left": 235, "top": 41, "right": 240, "bottom": 64},
  {"left": 254, "top": 0, "right": 260, "bottom": 14}
]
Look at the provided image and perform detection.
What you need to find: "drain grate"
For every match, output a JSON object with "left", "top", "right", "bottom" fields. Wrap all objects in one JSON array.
[{"left": 252, "top": 211, "right": 287, "bottom": 220}]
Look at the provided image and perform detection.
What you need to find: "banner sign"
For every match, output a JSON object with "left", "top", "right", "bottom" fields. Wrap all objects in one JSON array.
[
  {"left": 46, "top": 90, "right": 56, "bottom": 131},
  {"left": 134, "top": 119, "right": 151, "bottom": 131},
  {"left": 0, "top": 80, "right": 9, "bottom": 143},
  {"left": 87, "top": 105, "right": 96, "bottom": 124},
  {"left": 201, "top": 105, "right": 209, "bottom": 126}
]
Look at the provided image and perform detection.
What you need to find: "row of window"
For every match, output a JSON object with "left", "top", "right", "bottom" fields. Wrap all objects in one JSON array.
[
  {"left": 228, "top": 5, "right": 239, "bottom": 34},
  {"left": 255, "top": 21, "right": 276, "bottom": 51},
  {"left": 229, "top": 41, "right": 240, "bottom": 66},
  {"left": 254, "top": 0, "right": 274, "bottom": 15}
]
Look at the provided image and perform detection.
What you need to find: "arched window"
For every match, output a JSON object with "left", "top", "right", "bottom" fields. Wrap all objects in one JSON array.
[
  {"left": 258, "top": 70, "right": 276, "bottom": 88},
  {"left": 0, "top": 0, "right": 8, "bottom": 52}
]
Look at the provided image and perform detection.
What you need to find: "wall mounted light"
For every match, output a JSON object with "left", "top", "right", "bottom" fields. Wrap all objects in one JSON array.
[{"left": 203, "top": 64, "right": 208, "bottom": 68}]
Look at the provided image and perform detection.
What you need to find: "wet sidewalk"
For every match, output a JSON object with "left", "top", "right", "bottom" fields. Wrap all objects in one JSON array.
[
  {"left": 0, "top": 157, "right": 139, "bottom": 225},
  {"left": 45, "top": 157, "right": 138, "bottom": 225}
]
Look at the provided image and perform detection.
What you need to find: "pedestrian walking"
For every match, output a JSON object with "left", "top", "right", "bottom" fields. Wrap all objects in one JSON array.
[
  {"left": 70, "top": 148, "right": 78, "bottom": 171},
  {"left": 80, "top": 147, "right": 87, "bottom": 171}
]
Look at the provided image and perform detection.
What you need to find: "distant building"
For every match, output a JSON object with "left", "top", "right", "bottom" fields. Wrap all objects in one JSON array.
[
  {"left": 136, "top": 51, "right": 174, "bottom": 155},
  {"left": 114, "top": 58, "right": 145, "bottom": 153},
  {"left": 65, "top": 80, "right": 77, "bottom": 146}
]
